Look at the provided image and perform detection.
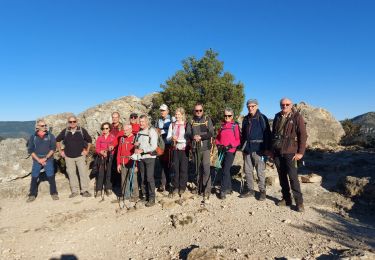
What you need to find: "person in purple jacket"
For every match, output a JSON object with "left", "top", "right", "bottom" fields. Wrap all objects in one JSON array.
[{"left": 215, "top": 108, "right": 241, "bottom": 199}]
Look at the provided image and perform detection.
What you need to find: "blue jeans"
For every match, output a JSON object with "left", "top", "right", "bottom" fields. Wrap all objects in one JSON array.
[
  {"left": 29, "top": 158, "right": 57, "bottom": 196},
  {"left": 31, "top": 158, "right": 54, "bottom": 177}
]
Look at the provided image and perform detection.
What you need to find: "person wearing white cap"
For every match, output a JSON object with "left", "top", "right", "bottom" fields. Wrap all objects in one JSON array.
[{"left": 155, "top": 104, "right": 175, "bottom": 192}]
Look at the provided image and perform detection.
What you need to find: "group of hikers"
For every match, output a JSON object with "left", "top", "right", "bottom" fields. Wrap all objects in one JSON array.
[{"left": 27, "top": 97, "right": 307, "bottom": 212}]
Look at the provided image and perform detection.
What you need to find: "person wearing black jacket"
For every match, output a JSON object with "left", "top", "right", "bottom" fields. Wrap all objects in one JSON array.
[
  {"left": 186, "top": 103, "right": 214, "bottom": 201},
  {"left": 56, "top": 116, "right": 93, "bottom": 198}
]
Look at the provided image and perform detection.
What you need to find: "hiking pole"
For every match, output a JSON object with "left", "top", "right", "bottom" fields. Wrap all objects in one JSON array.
[
  {"left": 118, "top": 163, "right": 126, "bottom": 209},
  {"left": 100, "top": 157, "right": 106, "bottom": 202},
  {"left": 128, "top": 160, "right": 136, "bottom": 198}
]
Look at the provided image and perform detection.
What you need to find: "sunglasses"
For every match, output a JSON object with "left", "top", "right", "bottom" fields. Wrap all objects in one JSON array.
[
  {"left": 68, "top": 121, "right": 77, "bottom": 123},
  {"left": 224, "top": 115, "right": 233, "bottom": 118},
  {"left": 195, "top": 109, "right": 203, "bottom": 112},
  {"left": 248, "top": 105, "right": 257, "bottom": 108},
  {"left": 281, "top": 104, "right": 291, "bottom": 107},
  {"left": 130, "top": 116, "right": 138, "bottom": 119},
  {"left": 101, "top": 127, "right": 109, "bottom": 130},
  {"left": 39, "top": 124, "right": 47, "bottom": 127}
]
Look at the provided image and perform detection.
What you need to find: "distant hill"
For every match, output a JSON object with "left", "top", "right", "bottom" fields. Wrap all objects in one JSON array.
[
  {"left": 351, "top": 112, "right": 375, "bottom": 134},
  {"left": 341, "top": 112, "right": 375, "bottom": 147},
  {"left": 0, "top": 121, "right": 35, "bottom": 139}
]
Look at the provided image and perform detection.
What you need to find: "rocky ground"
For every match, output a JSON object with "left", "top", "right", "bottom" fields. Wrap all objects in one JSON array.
[{"left": 1, "top": 149, "right": 375, "bottom": 260}]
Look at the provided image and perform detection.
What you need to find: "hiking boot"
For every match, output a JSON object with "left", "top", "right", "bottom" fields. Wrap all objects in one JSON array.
[
  {"left": 219, "top": 192, "right": 226, "bottom": 200},
  {"left": 51, "top": 194, "right": 59, "bottom": 200},
  {"left": 105, "top": 190, "right": 112, "bottom": 196},
  {"left": 145, "top": 198, "right": 155, "bottom": 207},
  {"left": 157, "top": 186, "right": 165, "bottom": 192},
  {"left": 140, "top": 196, "right": 147, "bottom": 203},
  {"left": 277, "top": 199, "right": 292, "bottom": 207},
  {"left": 191, "top": 188, "right": 198, "bottom": 194},
  {"left": 69, "top": 192, "right": 79, "bottom": 198},
  {"left": 26, "top": 195, "right": 36, "bottom": 203},
  {"left": 239, "top": 190, "right": 254, "bottom": 198},
  {"left": 82, "top": 191, "right": 92, "bottom": 197},
  {"left": 95, "top": 191, "right": 102, "bottom": 198},
  {"left": 296, "top": 204, "right": 305, "bottom": 212},
  {"left": 259, "top": 191, "right": 266, "bottom": 201}
]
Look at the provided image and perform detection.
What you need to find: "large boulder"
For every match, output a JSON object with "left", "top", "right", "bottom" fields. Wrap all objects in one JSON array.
[
  {"left": 0, "top": 138, "right": 32, "bottom": 182},
  {"left": 41, "top": 94, "right": 155, "bottom": 141},
  {"left": 296, "top": 102, "right": 345, "bottom": 149},
  {"left": 78, "top": 95, "right": 153, "bottom": 140}
]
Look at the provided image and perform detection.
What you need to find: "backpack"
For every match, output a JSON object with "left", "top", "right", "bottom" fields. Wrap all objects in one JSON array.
[
  {"left": 136, "top": 127, "right": 165, "bottom": 156},
  {"left": 191, "top": 116, "right": 208, "bottom": 128},
  {"left": 221, "top": 121, "right": 239, "bottom": 136},
  {"left": 27, "top": 132, "right": 52, "bottom": 153},
  {"left": 154, "top": 127, "right": 165, "bottom": 156},
  {"left": 64, "top": 127, "right": 84, "bottom": 140},
  {"left": 62, "top": 127, "right": 87, "bottom": 147}
]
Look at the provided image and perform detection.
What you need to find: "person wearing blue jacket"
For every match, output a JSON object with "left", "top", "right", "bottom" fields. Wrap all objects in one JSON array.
[
  {"left": 27, "top": 119, "right": 58, "bottom": 202},
  {"left": 240, "top": 99, "right": 271, "bottom": 201}
]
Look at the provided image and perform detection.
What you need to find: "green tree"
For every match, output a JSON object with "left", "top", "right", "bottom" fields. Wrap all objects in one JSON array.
[{"left": 150, "top": 49, "right": 245, "bottom": 127}]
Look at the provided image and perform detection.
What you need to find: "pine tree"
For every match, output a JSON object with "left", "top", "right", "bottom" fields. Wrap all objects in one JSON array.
[{"left": 151, "top": 49, "right": 245, "bottom": 127}]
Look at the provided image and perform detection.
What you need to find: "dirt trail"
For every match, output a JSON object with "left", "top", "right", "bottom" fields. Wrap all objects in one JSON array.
[{"left": 0, "top": 175, "right": 374, "bottom": 260}]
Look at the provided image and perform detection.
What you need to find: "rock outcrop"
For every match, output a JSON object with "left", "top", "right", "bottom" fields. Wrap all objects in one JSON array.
[
  {"left": 44, "top": 94, "right": 155, "bottom": 140},
  {"left": 296, "top": 102, "right": 345, "bottom": 149},
  {"left": 0, "top": 138, "right": 32, "bottom": 182}
]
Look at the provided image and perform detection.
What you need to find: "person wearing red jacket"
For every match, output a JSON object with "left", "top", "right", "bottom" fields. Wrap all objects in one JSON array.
[
  {"left": 116, "top": 124, "right": 138, "bottom": 201},
  {"left": 95, "top": 122, "right": 116, "bottom": 197},
  {"left": 215, "top": 108, "right": 241, "bottom": 199},
  {"left": 129, "top": 112, "right": 140, "bottom": 135}
]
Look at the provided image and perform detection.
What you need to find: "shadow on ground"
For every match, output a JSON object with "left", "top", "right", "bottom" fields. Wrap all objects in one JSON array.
[{"left": 291, "top": 207, "right": 375, "bottom": 251}]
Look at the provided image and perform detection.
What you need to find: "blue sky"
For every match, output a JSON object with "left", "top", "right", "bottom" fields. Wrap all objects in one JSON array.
[{"left": 0, "top": 0, "right": 374, "bottom": 121}]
